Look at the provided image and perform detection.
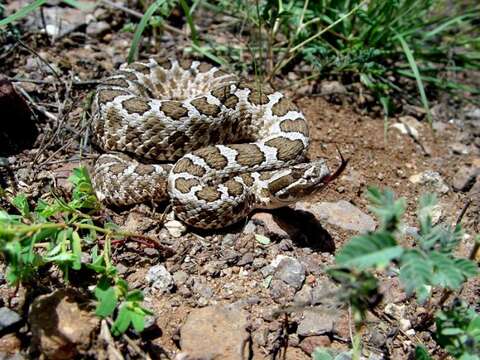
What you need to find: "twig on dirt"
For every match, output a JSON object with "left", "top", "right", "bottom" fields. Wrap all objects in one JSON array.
[
  {"left": 17, "top": 39, "right": 61, "bottom": 81},
  {"left": 105, "top": 318, "right": 152, "bottom": 359},
  {"left": 8, "top": 77, "right": 103, "bottom": 86},
  {"left": 100, "top": 0, "right": 185, "bottom": 36},
  {"left": 455, "top": 198, "right": 472, "bottom": 226},
  {"left": 100, "top": 320, "right": 125, "bottom": 360}
]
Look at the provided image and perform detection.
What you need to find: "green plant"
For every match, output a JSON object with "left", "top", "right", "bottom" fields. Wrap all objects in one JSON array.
[
  {"left": 323, "top": 187, "right": 478, "bottom": 358},
  {"left": 0, "top": 167, "right": 152, "bottom": 336},
  {"left": 0, "top": 0, "right": 94, "bottom": 28},
  {"left": 203, "top": 0, "right": 480, "bottom": 113},
  {"left": 435, "top": 300, "right": 480, "bottom": 359}
]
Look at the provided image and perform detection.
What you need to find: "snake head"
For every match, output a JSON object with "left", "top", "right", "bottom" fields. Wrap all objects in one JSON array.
[{"left": 267, "top": 159, "right": 332, "bottom": 206}]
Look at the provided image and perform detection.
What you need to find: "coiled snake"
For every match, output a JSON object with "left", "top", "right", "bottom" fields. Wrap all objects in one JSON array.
[{"left": 90, "top": 58, "right": 345, "bottom": 229}]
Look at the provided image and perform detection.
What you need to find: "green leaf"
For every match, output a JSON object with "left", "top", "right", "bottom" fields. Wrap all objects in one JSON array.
[
  {"left": 312, "top": 348, "right": 334, "bottom": 360},
  {"left": 255, "top": 234, "right": 271, "bottom": 245},
  {"left": 111, "top": 305, "right": 132, "bottom": 336},
  {"left": 442, "top": 327, "right": 464, "bottom": 336},
  {"left": 128, "top": 0, "right": 168, "bottom": 63},
  {"left": 336, "top": 232, "right": 403, "bottom": 270},
  {"left": 414, "top": 345, "right": 432, "bottom": 360},
  {"left": 399, "top": 249, "right": 433, "bottom": 303},
  {"left": 0, "top": 0, "right": 48, "bottom": 27},
  {"left": 71, "top": 231, "right": 82, "bottom": 270},
  {"left": 61, "top": 0, "right": 95, "bottom": 11},
  {"left": 11, "top": 194, "right": 30, "bottom": 218},
  {"left": 129, "top": 309, "right": 146, "bottom": 333},
  {"left": 430, "top": 251, "right": 466, "bottom": 289},
  {"left": 126, "top": 290, "right": 144, "bottom": 302},
  {"left": 396, "top": 33, "right": 431, "bottom": 122},
  {"left": 366, "top": 187, "right": 405, "bottom": 232},
  {"left": 95, "top": 277, "right": 118, "bottom": 317}
]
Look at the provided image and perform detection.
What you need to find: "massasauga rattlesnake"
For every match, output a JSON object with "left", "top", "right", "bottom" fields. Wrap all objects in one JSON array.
[{"left": 90, "top": 58, "right": 342, "bottom": 229}]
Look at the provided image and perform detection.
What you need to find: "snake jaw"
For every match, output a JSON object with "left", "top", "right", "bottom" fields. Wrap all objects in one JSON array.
[{"left": 270, "top": 159, "right": 332, "bottom": 206}]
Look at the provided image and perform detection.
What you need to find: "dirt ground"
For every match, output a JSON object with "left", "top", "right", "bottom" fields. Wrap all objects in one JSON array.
[{"left": 0, "top": 2, "right": 479, "bottom": 359}]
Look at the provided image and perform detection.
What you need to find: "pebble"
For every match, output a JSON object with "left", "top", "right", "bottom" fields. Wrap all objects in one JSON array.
[
  {"left": 320, "top": 80, "right": 347, "bottom": 95},
  {"left": 296, "top": 200, "right": 376, "bottom": 233},
  {"left": 399, "top": 318, "right": 412, "bottom": 331},
  {"left": 0, "top": 308, "right": 21, "bottom": 332},
  {"left": 173, "top": 271, "right": 189, "bottom": 286},
  {"left": 299, "top": 335, "right": 331, "bottom": 355},
  {"left": 272, "top": 256, "right": 305, "bottom": 290},
  {"left": 297, "top": 310, "right": 336, "bottom": 337},
  {"left": 86, "top": 21, "right": 110, "bottom": 37},
  {"left": 465, "top": 108, "right": 480, "bottom": 120},
  {"left": 384, "top": 303, "right": 406, "bottom": 320},
  {"left": 391, "top": 119, "right": 419, "bottom": 140},
  {"left": 293, "top": 285, "right": 313, "bottom": 306},
  {"left": 452, "top": 165, "right": 480, "bottom": 192},
  {"left": 237, "top": 252, "right": 254, "bottom": 266},
  {"left": 369, "top": 329, "right": 387, "bottom": 348},
  {"left": 449, "top": 142, "right": 469, "bottom": 155},
  {"left": 164, "top": 220, "right": 187, "bottom": 238},
  {"left": 178, "top": 306, "right": 250, "bottom": 360},
  {"left": 409, "top": 170, "right": 449, "bottom": 194},
  {"left": 146, "top": 265, "right": 174, "bottom": 293},
  {"left": 29, "top": 289, "right": 99, "bottom": 359},
  {"left": 250, "top": 212, "right": 289, "bottom": 239}
]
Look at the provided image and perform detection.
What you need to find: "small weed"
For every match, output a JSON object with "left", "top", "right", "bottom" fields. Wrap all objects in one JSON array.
[
  {"left": 0, "top": 167, "right": 152, "bottom": 336},
  {"left": 202, "top": 0, "right": 480, "bottom": 114},
  {"left": 320, "top": 187, "right": 479, "bottom": 359}
]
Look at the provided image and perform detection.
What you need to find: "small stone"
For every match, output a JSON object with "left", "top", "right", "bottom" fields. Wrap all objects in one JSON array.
[
  {"left": 391, "top": 116, "right": 421, "bottom": 140},
  {"left": 192, "top": 278, "right": 214, "bottom": 300},
  {"left": 297, "top": 310, "right": 336, "bottom": 337},
  {"left": 146, "top": 265, "right": 174, "bottom": 293},
  {"left": 164, "top": 220, "right": 186, "bottom": 238},
  {"left": 221, "top": 248, "right": 240, "bottom": 264},
  {"left": 173, "top": 271, "right": 189, "bottom": 286},
  {"left": 252, "top": 257, "right": 268, "bottom": 270},
  {"left": 369, "top": 329, "right": 386, "bottom": 348},
  {"left": 452, "top": 165, "right": 480, "bottom": 192},
  {"left": 409, "top": 170, "right": 449, "bottom": 194},
  {"left": 450, "top": 142, "right": 469, "bottom": 155},
  {"left": 253, "top": 328, "right": 269, "bottom": 347},
  {"left": 237, "top": 252, "right": 254, "bottom": 266},
  {"left": 399, "top": 318, "right": 412, "bottom": 331},
  {"left": 384, "top": 303, "right": 406, "bottom": 320},
  {"left": 269, "top": 279, "right": 295, "bottom": 303},
  {"left": 293, "top": 285, "right": 312, "bottom": 306},
  {"left": 465, "top": 108, "right": 480, "bottom": 120},
  {"left": 178, "top": 306, "right": 250, "bottom": 360},
  {"left": 273, "top": 256, "right": 305, "bottom": 290},
  {"left": 296, "top": 200, "right": 376, "bottom": 233},
  {"left": 29, "top": 289, "right": 99, "bottom": 359},
  {"left": 320, "top": 81, "right": 347, "bottom": 95},
  {"left": 251, "top": 212, "right": 289, "bottom": 239},
  {"left": 0, "top": 308, "right": 21, "bottom": 332},
  {"left": 405, "top": 329, "right": 416, "bottom": 336},
  {"left": 86, "top": 21, "right": 110, "bottom": 37},
  {"left": 0, "top": 333, "right": 21, "bottom": 357},
  {"left": 299, "top": 335, "right": 331, "bottom": 355}
]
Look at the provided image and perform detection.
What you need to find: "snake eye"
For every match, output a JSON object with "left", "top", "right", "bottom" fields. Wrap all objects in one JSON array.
[{"left": 278, "top": 192, "right": 290, "bottom": 200}]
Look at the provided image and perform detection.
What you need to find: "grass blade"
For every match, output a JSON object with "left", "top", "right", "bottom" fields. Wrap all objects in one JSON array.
[
  {"left": 178, "top": 0, "right": 198, "bottom": 45},
  {"left": 127, "top": 0, "right": 167, "bottom": 64},
  {"left": 396, "top": 33, "right": 431, "bottom": 122},
  {"left": 0, "top": 0, "right": 48, "bottom": 27},
  {"left": 61, "top": 0, "right": 96, "bottom": 11}
]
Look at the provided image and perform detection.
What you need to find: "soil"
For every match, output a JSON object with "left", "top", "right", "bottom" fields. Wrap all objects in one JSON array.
[{"left": 0, "top": 2, "right": 479, "bottom": 359}]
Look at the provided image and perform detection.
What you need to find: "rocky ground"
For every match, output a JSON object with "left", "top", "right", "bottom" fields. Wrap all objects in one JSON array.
[{"left": 0, "top": 1, "right": 479, "bottom": 359}]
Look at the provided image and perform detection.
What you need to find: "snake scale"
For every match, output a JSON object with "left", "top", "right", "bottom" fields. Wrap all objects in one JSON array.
[{"left": 90, "top": 58, "right": 342, "bottom": 229}]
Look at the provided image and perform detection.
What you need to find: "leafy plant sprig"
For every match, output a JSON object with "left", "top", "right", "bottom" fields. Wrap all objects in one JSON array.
[{"left": 0, "top": 167, "right": 152, "bottom": 336}]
